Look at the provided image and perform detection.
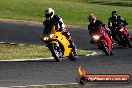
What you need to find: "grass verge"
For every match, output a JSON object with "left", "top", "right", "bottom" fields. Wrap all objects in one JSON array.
[
  {"left": 0, "top": 0, "right": 132, "bottom": 29},
  {"left": 0, "top": 43, "right": 91, "bottom": 60}
]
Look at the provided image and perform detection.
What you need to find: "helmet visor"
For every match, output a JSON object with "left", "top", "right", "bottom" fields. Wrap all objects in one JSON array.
[
  {"left": 112, "top": 13, "right": 117, "bottom": 17},
  {"left": 45, "top": 14, "right": 50, "bottom": 18},
  {"left": 89, "top": 18, "right": 95, "bottom": 23}
]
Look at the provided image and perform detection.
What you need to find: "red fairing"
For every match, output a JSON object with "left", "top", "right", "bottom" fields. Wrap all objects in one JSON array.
[
  {"left": 103, "top": 34, "right": 112, "bottom": 52},
  {"left": 92, "top": 27, "right": 112, "bottom": 52},
  {"left": 119, "top": 26, "right": 128, "bottom": 35}
]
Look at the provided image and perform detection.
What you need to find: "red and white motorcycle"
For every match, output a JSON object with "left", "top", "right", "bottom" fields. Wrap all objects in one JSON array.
[
  {"left": 91, "top": 27, "right": 113, "bottom": 55},
  {"left": 116, "top": 26, "right": 131, "bottom": 48}
]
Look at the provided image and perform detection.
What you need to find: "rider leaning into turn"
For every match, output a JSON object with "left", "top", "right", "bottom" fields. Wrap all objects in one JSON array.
[
  {"left": 88, "top": 14, "right": 113, "bottom": 54},
  {"left": 42, "top": 8, "right": 76, "bottom": 53},
  {"left": 88, "top": 14, "right": 112, "bottom": 40},
  {"left": 108, "top": 11, "right": 129, "bottom": 46}
]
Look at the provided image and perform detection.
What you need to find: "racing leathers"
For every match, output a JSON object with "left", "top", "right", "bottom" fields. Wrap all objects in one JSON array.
[
  {"left": 88, "top": 20, "right": 113, "bottom": 53},
  {"left": 42, "top": 15, "right": 77, "bottom": 54},
  {"left": 108, "top": 16, "right": 129, "bottom": 46}
]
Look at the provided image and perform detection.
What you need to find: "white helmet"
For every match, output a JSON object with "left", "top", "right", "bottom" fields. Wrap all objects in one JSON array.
[{"left": 44, "top": 8, "right": 54, "bottom": 18}]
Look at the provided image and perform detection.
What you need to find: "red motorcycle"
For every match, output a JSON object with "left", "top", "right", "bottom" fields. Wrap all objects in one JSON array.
[
  {"left": 116, "top": 26, "right": 131, "bottom": 48},
  {"left": 91, "top": 27, "right": 113, "bottom": 56}
]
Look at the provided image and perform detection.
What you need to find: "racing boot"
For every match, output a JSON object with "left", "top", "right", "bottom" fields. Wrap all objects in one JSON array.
[{"left": 127, "top": 41, "right": 132, "bottom": 48}]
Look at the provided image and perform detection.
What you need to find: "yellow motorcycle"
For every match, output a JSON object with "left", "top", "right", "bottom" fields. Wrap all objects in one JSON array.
[{"left": 41, "top": 26, "right": 77, "bottom": 62}]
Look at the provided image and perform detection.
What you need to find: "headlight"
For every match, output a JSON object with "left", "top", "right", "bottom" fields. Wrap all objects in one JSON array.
[
  {"left": 49, "top": 34, "right": 55, "bottom": 38},
  {"left": 93, "top": 35, "right": 100, "bottom": 40},
  {"left": 44, "top": 37, "right": 49, "bottom": 41}
]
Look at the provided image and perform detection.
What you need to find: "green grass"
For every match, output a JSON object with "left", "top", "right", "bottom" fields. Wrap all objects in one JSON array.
[
  {"left": 0, "top": 0, "right": 132, "bottom": 29},
  {"left": 0, "top": 44, "right": 91, "bottom": 60},
  {"left": 0, "top": 44, "right": 51, "bottom": 60}
]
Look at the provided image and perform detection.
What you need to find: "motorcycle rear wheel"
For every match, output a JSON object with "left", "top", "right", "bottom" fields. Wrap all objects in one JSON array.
[
  {"left": 124, "top": 35, "right": 132, "bottom": 48},
  {"left": 69, "top": 50, "right": 77, "bottom": 61}
]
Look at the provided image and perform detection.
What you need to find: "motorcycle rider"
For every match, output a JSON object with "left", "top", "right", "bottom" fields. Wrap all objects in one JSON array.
[
  {"left": 108, "top": 11, "right": 129, "bottom": 47},
  {"left": 42, "top": 8, "right": 77, "bottom": 55},
  {"left": 88, "top": 14, "right": 113, "bottom": 55}
]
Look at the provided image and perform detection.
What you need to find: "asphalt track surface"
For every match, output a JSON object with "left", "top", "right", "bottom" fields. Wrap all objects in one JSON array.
[{"left": 0, "top": 21, "right": 132, "bottom": 88}]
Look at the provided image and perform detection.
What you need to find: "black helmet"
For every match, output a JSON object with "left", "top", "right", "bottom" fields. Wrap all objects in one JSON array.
[{"left": 112, "top": 11, "right": 117, "bottom": 17}]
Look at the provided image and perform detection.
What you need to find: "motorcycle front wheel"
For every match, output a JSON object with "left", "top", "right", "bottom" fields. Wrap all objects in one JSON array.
[
  {"left": 48, "top": 43, "right": 63, "bottom": 62},
  {"left": 100, "top": 41, "right": 110, "bottom": 56}
]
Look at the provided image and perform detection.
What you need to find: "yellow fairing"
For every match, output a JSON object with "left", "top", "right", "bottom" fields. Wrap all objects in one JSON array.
[
  {"left": 53, "top": 32, "right": 71, "bottom": 57},
  {"left": 42, "top": 26, "right": 71, "bottom": 57}
]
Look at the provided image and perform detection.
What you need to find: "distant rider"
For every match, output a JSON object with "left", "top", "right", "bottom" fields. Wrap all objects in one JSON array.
[
  {"left": 42, "top": 8, "right": 77, "bottom": 54},
  {"left": 108, "top": 11, "right": 129, "bottom": 46},
  {"left": 88, "top": 14, "right": 113, "bottom": 54}
]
